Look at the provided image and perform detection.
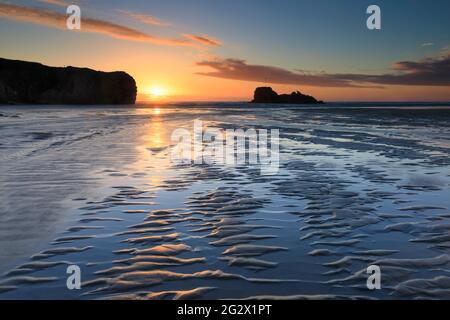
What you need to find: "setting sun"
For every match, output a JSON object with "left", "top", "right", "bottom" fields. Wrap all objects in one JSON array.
[{"left": 146, "top": 86, "right": 168, "bottom": 98}]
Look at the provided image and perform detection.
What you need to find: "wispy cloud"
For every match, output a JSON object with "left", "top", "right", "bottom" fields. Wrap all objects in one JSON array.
[
  {"left": 38, "top": 0, "right": 71, "bottom": 7},
  {"left": 184, "top": 34, "right": 222, "bottom": 47},
  {"left": 118, "top": 10, "right": 170, "bottom": 27},
  {"left": 196, "top": 58, "right": 361, "bottom": 87},
  {"left": 422, "top": 42, "right": 434, "bottom": 47},
  {"left": 197, "top": 53, "right": 450, "bottom": 87},
  {"left": 340, "top": 53, "right": 450, "bottom": 86},
  {"left": 0, "top": 3, "right": 221, "bottom": 47}
]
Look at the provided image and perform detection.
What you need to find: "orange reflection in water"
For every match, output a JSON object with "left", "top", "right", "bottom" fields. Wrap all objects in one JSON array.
[
  {"left": 135, "top": 108, "right": 168, "bottom": 149},
  {"left": 133, "top": 108, "right": 172, "bottom": 187}
]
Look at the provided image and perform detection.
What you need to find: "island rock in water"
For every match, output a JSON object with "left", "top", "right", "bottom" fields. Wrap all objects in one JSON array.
[
  {"left": 0, "top": 58, "right": 137, "bottom": 105},
  {"left": 251, "top": 87, "right": 323, "bottom": 104}
]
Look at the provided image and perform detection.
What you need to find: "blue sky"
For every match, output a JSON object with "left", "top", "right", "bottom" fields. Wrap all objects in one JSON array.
[{"left": 72, "top": 0, "right": 450, "bottom": 71}]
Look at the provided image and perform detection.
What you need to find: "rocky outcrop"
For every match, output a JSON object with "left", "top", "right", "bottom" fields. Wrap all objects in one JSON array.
[
  {"left": 251, "top": 87, "right": 323, "bottom": 104},
  {"left": 0, "top": 58, "right": 137, "bottom": 105}
]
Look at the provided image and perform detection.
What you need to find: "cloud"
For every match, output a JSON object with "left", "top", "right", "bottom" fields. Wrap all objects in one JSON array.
[
  {"left": 38, "top": 0, "right": 70, "bottom": 7},
  {"left": 196, "top": 58, "right": 361, "bottom": 87},
  {"left": 0, "top": 3, "right": 220, "bottom": 47},
  {"left": 443, "top": 45, "right": 450, "bottom": 51},
  {"left": 339, "top": 53, "right": 450, "bottom": 86},
  {"left": 197, "top": 54, "right": 450, "bottom": 87},
  {"left": 118, "top": 10, "right": 170, "bottom": 27},
  {"left": 184, "top": 34, "right": 222, "bottom": 47}
]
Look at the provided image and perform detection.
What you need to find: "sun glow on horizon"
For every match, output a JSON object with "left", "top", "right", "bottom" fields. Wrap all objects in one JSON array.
[{"left": 145, "top": 86, "right": 168, "bottom": 99}]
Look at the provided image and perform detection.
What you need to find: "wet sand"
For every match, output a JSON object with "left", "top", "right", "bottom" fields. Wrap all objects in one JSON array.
[{"left": 1, "top": 104, "right": 450, "bottom": 299}]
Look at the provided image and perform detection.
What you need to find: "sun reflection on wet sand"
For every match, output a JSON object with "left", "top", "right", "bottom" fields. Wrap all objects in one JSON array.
[{"left": 133, "top": 108, "right": 174, "bottom": 187}]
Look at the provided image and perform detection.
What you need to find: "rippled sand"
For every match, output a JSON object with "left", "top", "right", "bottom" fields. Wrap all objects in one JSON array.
[{"left": 1, "top": 104, "right": 450, "bottom": 299}]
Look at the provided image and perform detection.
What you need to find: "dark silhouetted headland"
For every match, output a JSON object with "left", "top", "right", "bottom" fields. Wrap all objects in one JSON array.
[
  {"left": 251, "top": 87, "right": 323, "bottom": 104},
  {"left": 0, "top": 58, "right": 137, "bottom": 105}
]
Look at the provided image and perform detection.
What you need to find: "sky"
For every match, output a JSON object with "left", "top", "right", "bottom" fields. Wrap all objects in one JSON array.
[{"left": 0, "top": 0, "right": 449, "bottom": 102}]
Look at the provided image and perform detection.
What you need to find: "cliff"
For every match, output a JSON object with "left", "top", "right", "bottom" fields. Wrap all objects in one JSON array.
[
  {"left": 0, "top": 58, "right": 137, "bottom": 105},
  {"left": 251, "top": 87, "right": 323, "bottom": 104}
]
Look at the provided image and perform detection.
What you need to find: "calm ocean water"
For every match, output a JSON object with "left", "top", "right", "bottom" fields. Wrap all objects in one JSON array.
[{"left": 1, "top": 103, "right": 450, "bottom": 299}]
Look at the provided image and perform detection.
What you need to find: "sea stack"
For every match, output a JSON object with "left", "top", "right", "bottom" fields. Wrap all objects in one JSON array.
[
  {"left": 251, "top": 87, "right": 323, "bottom": 104},
  {"left": 0, "top": 58, "right": 137, "bottom": 105}
]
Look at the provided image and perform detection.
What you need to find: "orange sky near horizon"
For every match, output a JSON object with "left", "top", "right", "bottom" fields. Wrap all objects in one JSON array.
[
  {"left": 114, "top": 51, "right": 450, "bottom": 103},
  {"left": 3, "top": 46, "right": 449, "bottom": 103},
  {"left": 68, "top": 44, "right": 450, "bottom": 103}
]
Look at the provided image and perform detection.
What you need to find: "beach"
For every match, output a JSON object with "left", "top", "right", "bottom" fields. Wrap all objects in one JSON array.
[{"left": 1, "top": 103, "right": 450, "bottom": 299}]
